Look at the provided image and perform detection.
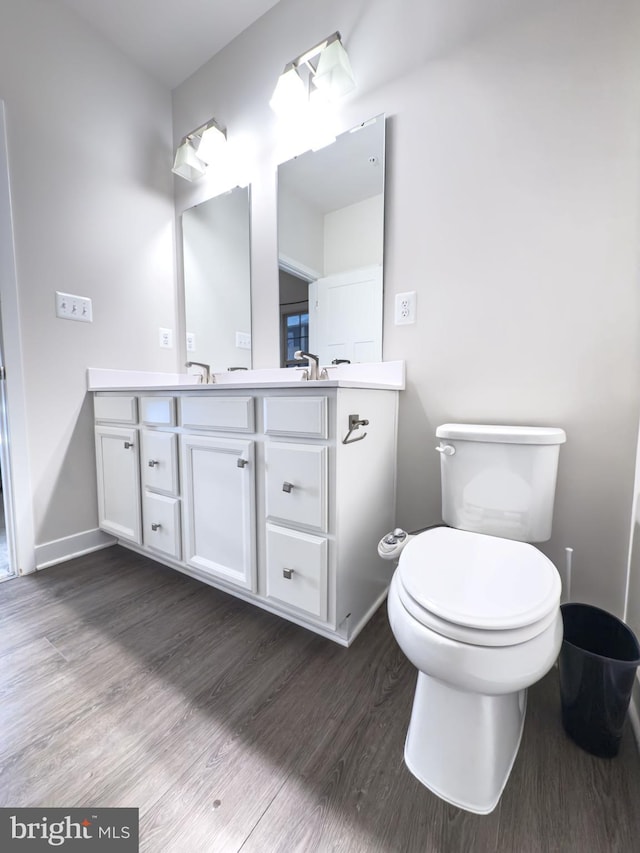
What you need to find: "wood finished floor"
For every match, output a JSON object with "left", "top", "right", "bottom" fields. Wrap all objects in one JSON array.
[{"left": 1, "top": 546, "right": 640, "bottom": 852}]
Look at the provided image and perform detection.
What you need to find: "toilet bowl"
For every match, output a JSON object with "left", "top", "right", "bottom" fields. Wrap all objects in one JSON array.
[{"left": 388, "top": 526, "right": 562, "bottom": 814}]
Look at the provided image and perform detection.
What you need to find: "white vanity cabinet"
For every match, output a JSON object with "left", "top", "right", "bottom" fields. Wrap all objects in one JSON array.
[{"left": 92, "top": 379, "right": 399, "bottom": 646}]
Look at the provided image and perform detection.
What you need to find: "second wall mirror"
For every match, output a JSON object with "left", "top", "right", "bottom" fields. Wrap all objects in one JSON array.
[{"left": 277, "top": 114, "right": 385, "bottom": 367}]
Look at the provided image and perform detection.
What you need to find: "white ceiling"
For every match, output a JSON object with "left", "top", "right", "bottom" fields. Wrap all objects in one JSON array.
[
  {"left": 58, "top": 0, "right": 281, "bottom": 89},
  {"left": 279, "top": 116, "right": 385, "bottom": 215}
]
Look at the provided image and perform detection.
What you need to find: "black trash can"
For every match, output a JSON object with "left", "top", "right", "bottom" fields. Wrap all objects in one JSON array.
[{"left": 559, "top": 603, "right": 640, "bottom": 757}]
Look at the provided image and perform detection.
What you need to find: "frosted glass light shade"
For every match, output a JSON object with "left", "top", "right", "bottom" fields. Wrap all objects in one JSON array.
[
  {"left": 172, "top": 140, "right": 207, "bottom": 181},
  {"left": 313, "top": 39, "right": 356, "bottom": 99},
  {"left": 270, "top": 65, "right": 307, "bottom": 116},
  {"left": 197, "top": 123, "right": 226, "bottom": 164}
]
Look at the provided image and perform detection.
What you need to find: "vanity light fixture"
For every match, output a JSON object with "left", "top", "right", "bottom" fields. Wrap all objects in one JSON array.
[
  {"left": 269, "top": 31, "right": 356, "bottom": 117},
  {"left": 172, "top": 117, "right": 227, "bottom": 182}
]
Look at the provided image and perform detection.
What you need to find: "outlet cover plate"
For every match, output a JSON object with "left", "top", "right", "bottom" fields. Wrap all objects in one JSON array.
[
  {"left": 159, "top": 328, "right": 173, "bottom": 348},
  {"left": 395, "top": 291, "right": 416, "bottom": 325}
]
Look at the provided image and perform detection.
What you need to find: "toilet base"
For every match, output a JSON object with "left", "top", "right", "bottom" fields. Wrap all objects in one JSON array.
[{"left": 404, "top": 673, "right": 527, "bottom": 814}]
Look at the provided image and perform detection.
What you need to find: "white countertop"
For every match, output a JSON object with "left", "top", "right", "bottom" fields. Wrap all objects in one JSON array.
[{"left": 87, "top": 361, "right": 405, "bottom": 392}]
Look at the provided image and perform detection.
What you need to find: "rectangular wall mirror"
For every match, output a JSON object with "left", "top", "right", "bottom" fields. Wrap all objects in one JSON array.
[
  {"left": 277, "top": 114, "right": 385, "bottom": 367},
  {"left": 182, "top": 185, "right": 252, "bottom": 370}
]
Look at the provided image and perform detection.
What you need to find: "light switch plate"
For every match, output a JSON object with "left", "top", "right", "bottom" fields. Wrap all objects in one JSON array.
[
  {"left": 55, "top": 291, "right": 93, "bottom": 323},
  {"left": 235, "top": 331, "right": 251, "bottom": 350}
]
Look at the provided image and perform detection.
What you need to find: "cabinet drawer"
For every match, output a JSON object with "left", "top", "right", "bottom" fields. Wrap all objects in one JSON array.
[
  {"left": 265, "top": 443, "right": 327, "bottom": 531},
  {"left": 143, "top": 492, "right": 181, "bottom": 560},
  {"left": 264, "top": 396, "right": 328, "bottom": 438},
  {"left": 141, "top": 396, "right": 176, "bottom": 426},
  {"left": 94, "top": 395, "right": 137, "bottom": 424},
  {"left": 265, "top": 523, "right": 328, "bottom": 621},
  {"left": 179, "top": 396, "right": 254, "bottom": 432},
  {"left": 141, "top": 431, "right": 179, "bottom": 496}
]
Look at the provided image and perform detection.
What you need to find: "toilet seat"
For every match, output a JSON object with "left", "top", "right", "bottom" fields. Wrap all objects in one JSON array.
[{"left": 396, "top": 527, "right": 561, "bottom": 647}]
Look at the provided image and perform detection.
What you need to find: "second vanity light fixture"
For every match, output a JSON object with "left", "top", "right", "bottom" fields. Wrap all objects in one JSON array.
[
  {"left": 172, "top": 117, "right": 227, "bottom": 182},
  {"left": 269, "top": 31, "right": 356, "bottom": 117}
]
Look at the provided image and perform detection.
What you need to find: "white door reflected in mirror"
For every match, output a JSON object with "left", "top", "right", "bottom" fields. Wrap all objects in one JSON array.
[{"left": 310, "top": 265, "right": 382, "bottom": 365}]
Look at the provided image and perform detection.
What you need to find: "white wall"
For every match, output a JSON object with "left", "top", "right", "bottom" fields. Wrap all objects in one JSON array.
[
  {"left": 624, "top": 428, "right": 640, "bottom": 737},
  {"left": 277, "top": 186, "right": 324, "bottom": 275},
  {"left": 0, "top": 0, "right": 175, "bottom": 563},
  {"left": 173, "top": 0, "right": 640, "bottom": 617},
  {"left": 324, "top": 194, "right": 383, "bottom": 276},
  {"left": 278, "top": 191, "right": 383, "bottom": 278}
]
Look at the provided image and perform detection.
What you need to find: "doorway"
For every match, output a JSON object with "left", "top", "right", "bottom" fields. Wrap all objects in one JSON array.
[
  {"left": 279, "top": 269, "right": 309, "bottom": 368},
  {"left": 0, "top": 100, "right": 35, "bottom": 580},
  {"left": 0, "top": 441, "right": 11, "bottom": 580}
]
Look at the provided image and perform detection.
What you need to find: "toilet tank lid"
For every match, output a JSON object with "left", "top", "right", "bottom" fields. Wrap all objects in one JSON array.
[{"left": 436, "top": 423, "right": 566, "bottom": 445}]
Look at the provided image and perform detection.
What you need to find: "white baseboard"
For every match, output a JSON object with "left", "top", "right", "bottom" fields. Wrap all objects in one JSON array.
[{"left": 35, "top": 528, "right": 116, "bottom": 570}]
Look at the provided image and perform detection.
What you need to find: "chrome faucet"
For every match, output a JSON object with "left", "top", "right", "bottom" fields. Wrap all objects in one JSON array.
[
  {"left": 186, "top": 361, "right": 214, "bottom": 384},
  {"left": 294, "top": 350, "right": 327, "bottom": 381}
]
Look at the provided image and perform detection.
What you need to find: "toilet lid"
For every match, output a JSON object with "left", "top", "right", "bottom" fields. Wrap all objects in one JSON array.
[{"left": 398, "top": 527, "right": 561, "bottom": 631}]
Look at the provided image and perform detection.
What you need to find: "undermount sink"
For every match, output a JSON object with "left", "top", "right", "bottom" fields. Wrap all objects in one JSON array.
[{"left": 211, "top": 367, "right": 308, "bottom": 385}]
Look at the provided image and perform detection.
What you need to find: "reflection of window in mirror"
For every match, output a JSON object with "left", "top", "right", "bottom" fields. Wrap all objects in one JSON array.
[
  {"left": 283, "top": 312, "right": 309, "bottom": 367},
  {"left": 279, "top": 270, "right": 309, "bottom": 367}
]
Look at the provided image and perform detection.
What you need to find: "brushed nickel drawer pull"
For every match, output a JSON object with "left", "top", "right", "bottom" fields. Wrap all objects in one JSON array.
[
  {"left": 283, "top": 568, "right": 294, "bottom": 579},
  {"left": 148, "top": 459, "right": 159, "bottom": 467},
  {"left": 151, "top": 523, "right": 162, "bottom": 531},
  {"left": 237, "top": 458, "right": 248, "bottom": 468},
  {"left": 282, "top": 481, "right": 294, "bottom": 493},
  {"left": 123, "top": 441, "right": 134, "bottom": 449}
]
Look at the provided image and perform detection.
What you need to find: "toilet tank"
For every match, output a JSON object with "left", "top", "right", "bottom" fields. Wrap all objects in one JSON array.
[{"left": 435, "top": 423, "right": 566, "bottom": 543}]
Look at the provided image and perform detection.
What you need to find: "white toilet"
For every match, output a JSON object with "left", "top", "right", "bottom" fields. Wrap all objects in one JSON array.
[{"left": 386, "top": 423, "right": 566, "bottom": 814}]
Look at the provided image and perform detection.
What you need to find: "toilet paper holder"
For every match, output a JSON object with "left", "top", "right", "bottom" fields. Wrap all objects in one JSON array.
[{"left": 342, "top": 413, "right": 369, "bottom": 444}]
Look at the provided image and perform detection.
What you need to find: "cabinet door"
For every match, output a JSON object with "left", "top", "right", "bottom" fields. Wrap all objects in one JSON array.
[
  {"left": 180, "top": 434, "right": 256, "bottom": 591},
  {"left": 95, "top": 426, "right": 141, "bottom": 544},
  {"left": 141, "top": 430, "right": 179, "bottom": 496},
  {"left": 265, "top": 443, "right": 328, "bottom": 532}
]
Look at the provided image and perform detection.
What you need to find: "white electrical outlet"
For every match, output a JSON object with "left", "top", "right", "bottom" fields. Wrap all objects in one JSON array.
[
  {"left": 235, "top": 331, "right": 252, "bottom": 350},
  {"left": 159, "top": 328, "right": 173, "bottom": 348},
  {"left": 55, "top": 291, "right": 93, "bottom": 323},
  {"left": 186, "top": 332, "right": 196, "bottom": 352},
  {"left": 395, "top": 291, "right": 417, "bottom": 325}
]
